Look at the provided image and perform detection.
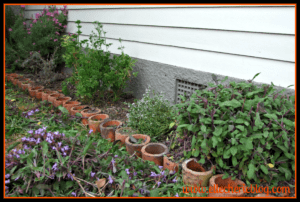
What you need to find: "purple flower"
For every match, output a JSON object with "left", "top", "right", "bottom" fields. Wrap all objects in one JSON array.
[
  {"left": 58, "top": 142, "right": 62, "bottom": 147},
  {"left": 63, "top": 145, "right": 69, "bottom": 151},
  {"left": 28, "top": 130, "right": 33, "bottom": 134},
  {"left": 5, "top": 179, "right": 10, "bottom": 184},
  {"left": 157, "top": 181, "right": 161, "bottom": 187},
  {"left": 88, "top": 129, "right": 93, "bottom": 134},
  {"left": 114, "top": 155, "right": 118, "bottom": 158},
  {"left": 125, "top": 169, "right": 130, "bottom": 175},
  {"left": 150, "top": 171, "right": 157, "bottom": 177},
  {"left": 158, "top": 166, "right": 163, "bottom": 170},
  {"left": 35, "top": 109, "right": 39, "bottom": 112},
  {"left": 71, "top": 192, "right": 76, "bottom": 197},
  {"left": 111, "top": 158, "right": 115, "bottom": 164},
  {"left": 52, "top": 163, "right": 58, "bottom": 171},
  {"left": 21, "top": 5, "right": 25, "bottom": 8},
  {"left": 172, "top": 177, "right": 177, "bottom": 183},
  {"left": 90, "top": 171, "right": 95, "bottom": 178},
  {"left": 133, "top": 171, "right": 137, "bottom": 176},
  {"left": 108, "top": 175, "right": 113, "bottom": 184},
  {"left": 52, "top": 146, "right": 56, "bottom": 150},
  {"left": 5, "top": 174, "right": 10, "bottom": 179},
  {"left": 175, "top": 193, "right": 179, "bottom": 197},
  {"left": 8, "top": 28, "right": 12, "bottom": 31},
  {"left": 14, "top": 176, "right": 20, "bottom": 181}
]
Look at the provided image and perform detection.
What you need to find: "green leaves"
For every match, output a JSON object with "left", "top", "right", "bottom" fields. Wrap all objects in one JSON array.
[
  {"left": 247, "top": 163, "right": 255, "bottom": 179},
  {"left": 220, "top": 99, "right": 242, "bottom": 108},
  {"left": 213, "top": 127, "right": 222, "bottom": 136}
]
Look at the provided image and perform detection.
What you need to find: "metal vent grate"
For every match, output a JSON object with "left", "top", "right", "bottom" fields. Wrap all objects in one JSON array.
[{"left": 175, "top": 79, "right": 207, "bottom": 104}]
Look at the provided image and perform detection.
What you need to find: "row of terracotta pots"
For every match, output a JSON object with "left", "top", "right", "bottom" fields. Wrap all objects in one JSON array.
[{"left": 6, "top": 73, "right": 251, "bottom": 197}]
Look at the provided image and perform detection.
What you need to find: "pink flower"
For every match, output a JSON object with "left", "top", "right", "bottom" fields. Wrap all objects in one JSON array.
[
  {"left": 27, "top": 28, "right": 31, "bottom": 31},
  {"left": 40, "top": 21, "right": 42, "bottom": 23},
  {"left": 38, "top": 50, "right": 40, "bottom": 53},
  {"left": 33, "top": 19, "right": 37, "bottom": 23},
  {"left": 27, "top": 32, "right": 31, "bottom": 34},
  {"left": 21, "top": 5, "right": 25, "bottom": 8},
  {"left": 54, "top": 39, "right": 58, "bottom": 42},
  {"left": 55, "top": 31, "right": 60, "bottom": 35},
  {"left": 30, "top": 24, "right": 33, "bottom": 27},
  {"left": 8, "top": 28, "right": 12, "bottom": 31},
  {"left": 63, "top": 25, "right": 67, "bottom": 28},
  {"left": 63, "top": 5, "right": 67, "bottom": 9},
  {"left": 33, "top": 43, "right": 35, "bottom": 45},
  {"left": 23, "top": 22, "right": 26, "bottom": 25},
  {"left": 59, "top": 23, "right": 62, "bottom": 26},
  {"left": 50, "top": 38, "right": 52, "bottom": 39},
  {"left": 30, "top": 52, "right": 32, "bottom": 55},
  {"left": 46, "top": 12, "right": 51, "bottom": 16}
]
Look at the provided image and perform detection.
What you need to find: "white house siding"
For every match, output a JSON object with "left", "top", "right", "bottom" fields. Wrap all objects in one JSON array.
[{"left": 24, "top": 5, "right": 295, "bottom": 90}]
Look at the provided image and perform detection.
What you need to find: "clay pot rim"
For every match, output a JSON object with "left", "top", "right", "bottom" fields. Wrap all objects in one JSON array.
[
  {"left": 49, "top": 93, "right": 63, "bottom": 97},
  {"left": 125, "top": 134, "right": 151, "bottom": 146},
  {"left": 64, "top": 100, "right": 81, "bottom": 105},
  {"left": 100, "top": 120, "right": 122, "bottom": 129},
  {"left": 56, "top": 97, "right": 71, "bottom": 101},
  {"left": 209, "top": 174, "right": 246, "bottom": 195},
  {"left": 141, "top": 143, "right": 169, "bottom": 157},
  {"left": 71, "top": 105, "right": 88, "bottom": 111},
  {"left": 81, "top": 108, "right": 101, "bottom": 114},
  {"left": 88, "top": 114, "right": 109, "bottom": 122},
  {"left": 182, "top": 158, "right": 215, "bottom": 175},
  {"left": 30, "top": 86, "right": 44, "bottom": 91}
]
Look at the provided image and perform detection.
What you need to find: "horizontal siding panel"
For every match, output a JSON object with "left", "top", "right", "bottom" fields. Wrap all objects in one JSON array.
[
  {"left": 65, "top": 22, "right": 295, "bottom": 62},
  {"left": 65, "top": 7, "right": 295, "bottom": 34},
  {"left": 78, "top": 35, "right": 295, "bottom": 89}
]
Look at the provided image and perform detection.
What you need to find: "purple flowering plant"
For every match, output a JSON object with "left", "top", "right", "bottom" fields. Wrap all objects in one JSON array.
[{"left": 5, "top": 5, "right": 68, "bottom": 72}]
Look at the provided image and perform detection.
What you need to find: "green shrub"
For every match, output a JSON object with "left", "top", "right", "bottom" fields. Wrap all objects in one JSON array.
[
  {"left": 175, "top": 73, "right": 295, "bottom": 187},
  {"left": 126, "top": 87, "right": 176, "bottom": 141},
  {"left": 61, "top": 20, "right": 138, "bottom": 102}
]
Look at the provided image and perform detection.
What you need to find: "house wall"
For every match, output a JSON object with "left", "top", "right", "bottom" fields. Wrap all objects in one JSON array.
[{"left": 24, "top": 5, "right": 295, "bottom": 103}]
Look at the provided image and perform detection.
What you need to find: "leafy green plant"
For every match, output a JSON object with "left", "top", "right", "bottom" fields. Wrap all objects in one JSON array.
[
  {"left": 61, "top": 20, "right": 138, "bottom": 102},
  {"left": 126, "top": 87, "right": 176, "bottom": 141},
  {"left": 175, "top": 73, "right": 295, "bottom": 187}
]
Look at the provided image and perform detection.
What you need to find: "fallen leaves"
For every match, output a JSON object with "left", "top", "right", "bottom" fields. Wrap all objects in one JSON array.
[{"left": 96, "top": 178, "right": 106, "bottom": 189}]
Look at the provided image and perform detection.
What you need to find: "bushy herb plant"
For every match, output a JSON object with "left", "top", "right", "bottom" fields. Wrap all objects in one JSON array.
[
  {"left": 5, "top": 5, "right": 68, "bottom": 72},
  {"left": 61, "top": 20, "right": 138, "bottom": 102},
  {"left": 126, "top": 87, "right": 175, "bottom": 141},
  {"left": 175, "top": 73, "right": 295, "bottom": 187}
]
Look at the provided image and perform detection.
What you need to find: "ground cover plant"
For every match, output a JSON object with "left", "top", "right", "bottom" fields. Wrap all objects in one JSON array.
[
  {"left": 5, "top": 79, "right": 188, "bottom": 197},
  {"left": 175, "top": 73, "right": 295, "bottom": 190}
]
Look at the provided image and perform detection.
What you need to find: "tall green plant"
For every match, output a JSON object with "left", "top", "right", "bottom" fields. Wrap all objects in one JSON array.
[{"left": 175, "top": 73, "right": 295, "bottom": 187}]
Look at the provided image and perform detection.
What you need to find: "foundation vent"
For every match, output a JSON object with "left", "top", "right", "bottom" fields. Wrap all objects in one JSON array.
[{"left": 175, "top": 79, "right": 207, "bottom": 104}]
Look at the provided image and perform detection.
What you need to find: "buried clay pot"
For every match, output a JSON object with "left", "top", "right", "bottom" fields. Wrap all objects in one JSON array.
[
  {"left": 41, "top": 90, "right": 58, "bottom": 101},
  {"left": 70, "top": 105, "right": 88, "bottom": 116},
  {"left": 53, "top": 96, "right": 72, "bottom": 108},
  {"left": 163, "top": 156, "right": 179, "bottom": 173},
  {"left": 48, "top": 93, "right": 64, "bottom": 104},
  {"left": 115, "top": 127, "right": 139, "bottom": 146},
  {"left": 28, "top": 86, "right": 44, "bottom": 97},
  {"left": 35, "top": 89, "right": 45, "bottom": 100},
  {"left": 208, "top": 174, "right": 246, "bottom": 197},
  {"left": 63, "top": 100, "right": 81, "bottom": 113},
  {"left": 141, "top": 143, "right": 168, "bottom": 166},
  {"left": 81, "top": 108, "right": 101, "bottom": 125},
  {"left": 17, "top": 78, "right": 30, "bottom": 88},
  {"left": 88, "top": 114, "right": 109, "bottom": 133},
  {"left": 182, "top": 158, "right": 215, "bottom": 187},
  {"left": 21, "top": 80, "right": 34, "bottom": 91},
  {"left": 125, "top": 134, "right": 151, "bottom": 158},
  {"left": 99, "top": 120, "right": 123, "bottom": 142}
]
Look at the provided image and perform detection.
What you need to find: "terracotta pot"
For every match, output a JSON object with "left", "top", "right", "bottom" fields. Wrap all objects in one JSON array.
[
  {"left": 70, "top": 105, "right": 88, "bottom": 116},
  {"left": 12, "top": 77, "right": 19, "bottom": 86},
  {"left": 141, "top": 143, "right": 168, "bottom": 166},
  {"left": 21, "top": 81, "right": 34, "bottom": 91},
  {"left": 99, "top": 120, "right": 123, "bottom": 142},
  {"left": 35, "top": 89, "right": 44, "bottom": 100},
  {"left": 125, "top": 134, "right": 151, "bottom": 158},
  {"left": 17, "top": 78, "right": 30, "bottom": 88},
  {"left": 80, "top": 108, "right": 101, "bottom": 125},
  {"left": 8, "top": 73, "right": 19, "bottom": 82},
  {"left": 208, "top": 174, "right": 246, "bottom": 197},
  {"left": 163, "top": 156, "right": 179, "bottom": 173},
  {"left": 88, "top": 114, "right": 109, "bottom": 133},
  {"left": 115, "top": 127, "right": 138, "bottom": 146},
  {"left": 28, "top": 86, "right": 44, "bottom": 97},
  {"left": 53, "top": 96, "right": 72, "bottom": 107},
  {"left": 48, "top": 93, "right": 64, "bottom": 104},
  {"left": 41, "top": 90, "right": 58, "bottom": 101},
  {"left": 182, "top": 158, "right": 215, "bottom": 187},
  {"left": 63, "top": 100, "right": 81, "bottom": 113}
]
